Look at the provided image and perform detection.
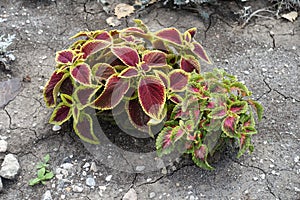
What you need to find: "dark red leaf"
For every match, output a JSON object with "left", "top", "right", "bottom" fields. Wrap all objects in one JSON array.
[
  {"left": 119, "top": 67, "right": 139, "bottom": 78},
  {"left": 142, "top": 51, "right": 167, "bottom": 67},
  {"left": 94, "top": 31, "right": 112, "bottom": 42},
  {"left": 74, "top": 112, "right": 99, "bottom": 144},
  {"left": 49, "top": 103, "right": 71, "bottom": 124},
  {"left": 59, "top": 77, "right": 74, "bottom": 96},
  {"left": 82, "top": 40, "right": 111, "bottom": 59},
  {"left": 180, "top": 56, "right": 200, "bottom": 73},
  {"left": 75, "top": 86, "right": 98, "bottom": 107},
  {"left": 127, "top": 98, "right": 150, "bottom": 131},
  {"left": 192, "top": 42, "right": 211, "bottom": 64},
  {"left": 71, "top": 63, "right": 91, "bottom": 85},
  {"left": 44, "top": 71, "right": 68, "bottom": 107},
  {"left": 169, "top": 69, "right": 189, "bottom": 92},
  {"left": 93, "top": 75, "right": 129, "bottom": 109},
  {"left": 155, "top": 28, "right": 183, "bottom": 45},
  {"left": 111, "top": 46, "right": 139, "bottom": 67},
  {"left": 92, "top": 63, "right": 116, "bottom": 82},
  {"left": 56, "top": 50, "right": 75, "bottom": 64},
  {"left": 138, "top": 76, "right": 166, "bottom": 120}
]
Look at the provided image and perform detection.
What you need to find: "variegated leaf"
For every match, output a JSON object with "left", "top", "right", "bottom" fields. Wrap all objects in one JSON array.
[
  {"left": 93, "top": 75, "right": 129, "bottom": 109},
  {"left": 169, "top": 69, "right": 189, "bottom": 92},
  {"left": 191, "top": 42, "right": 211, "bottom": 64},
  {"left": 49, "top": 102, "right": 71, "bottom": 125},
  {"left": 138, "top": 76, "right": 166, "bottom": 120},
  {"left": 43, "top": 71, "right": 68, "bottom": 107},
  {"left": 155, "top": 28, "right": 183, "bottom": 45},
  {"left": 74, "top": 111, "right": 99, "bottom": 144},
  {"left": 55, "top": 50, "right": 75, "bottom": 64},
  {"left": 180, "top": 55, "right": 200, "bottom": 73},
  {"left": 126, "top": 97, "right": 150, "bottom": 132},
  {"left": 92, "top": 63, "right": 116, "bottom": 82},
  {"left": 70, "top": 63, "right": 91, "bottom": 85},
  {"left": 111, "top": 46, "right": 139, "bottom": 67}
]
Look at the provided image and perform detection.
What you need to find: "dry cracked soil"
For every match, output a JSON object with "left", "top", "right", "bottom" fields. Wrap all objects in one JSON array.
[{"left": 0, "top": 0, "right": 299, "bottom": 200}]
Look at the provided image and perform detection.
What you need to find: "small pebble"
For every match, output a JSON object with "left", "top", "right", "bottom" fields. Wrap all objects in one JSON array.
[
  {"left": 90, "top": 162, "right": 98, "bottom": 172},
  {"left": 61, "top": 163, "right": 73, "bottom": 170},
  {"left": 83, "top": 162, "right": 90, "bottom": 169},
  {"left": 243, "top": 70, "right": 250, "bottom": 75},
  {"left": 161, "top": 167, "right": 167, "bottom": 175},
  {"left": 260, "top": 174, "right": 265, "bottom": 180},
  {"left": 146, "top": 178, "right": 152, "bottom": 182},
  {"left": 149, "top": 192, "right": 156, "bottom": 199},
  {"left": 0, "top": 140, "right": 8, "bottom": 152},
  {"left": 25, "top": 19, "right": 30, "bottom": 24},
  {"left": 72, "top": 185, "right": 83, "bottom": 193},
  {"left": 135, "top": 165, "right": 145, "bottom": 172},
  {"left": 294, "top": 156, "right": 299, "bottom": 163},
  {"left": 269, "top": 164, "right": 275, "bottom": 168},
  {"left": 86, "top": 177, "right": 96, "bottom": 187},
  {"left": 105, "top": 175, "right": 112, "bottom": 182},
  {"left": 52, "top": 125, "right": 61, "bottom": 131},
  {"left": 60, "top": 194, "right": 66, "bottom": 199},
  {"left": 41, "top": 190, "right": 52, "bottom": 200},
  {"left": 295, "top": 187, "right": 300, "bottom": 192},
  {"left": 253, "top": 177, "right": 258, "bottom": 181}
]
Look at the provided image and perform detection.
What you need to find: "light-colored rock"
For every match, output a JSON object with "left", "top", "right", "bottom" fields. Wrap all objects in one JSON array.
[
  {"left": 135, "top": 165, "right": 145, "bottom": 172},
  {"left": 105, "top": 175, "right": 112, "bottom": 182},
  {"left": 149, "top": 192, "right": 156, "bottom": 199},
  {"left": 0, "top": 154, "right": 20, "bottom": 179},
  {"left": 41, "top": 190, "right": 52, "bottom": 200},
  {"left": 83, "top": 162, "right": 90, "bottom": 169},
  {"left": 52, "top": 125, "right": 61, "bottom": 131},
  {"left": 86, "top": 177, "right": 96, "bottom": 187},
  {"left": 90, "top": 162, "right": 98, "bottom": 172},
  {"left": 122, "top": 188, "right": 137, "bottom": 200},
  {"left": 72, "top": 185, "right": 84, "bottom": 193},
  {"left": 61, "top": 163, "right": 73, "bottom": 170},
  {"left": 0, "top": 140, "right": 8, "bottom": 152},
  {"left": 0, "top": 177, "right": 2, "bottom": 192}
]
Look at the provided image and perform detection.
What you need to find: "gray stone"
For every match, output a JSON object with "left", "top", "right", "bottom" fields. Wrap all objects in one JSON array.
[
  {"left": 61, "top": 163, "right": 73, "bottom": 170},
  {"left": 41, "top": 190, "right": 52, "bottom": 200},
  {"left": 149, "top": 192, "right": 156, "bottom": 199},
  {"left": 0, "top": 154, "right": 20, "bottom": 179},
  {"left": 0, "top": 140, "right": 8, "bottom": 152},
  {"left": 72, "top": 185, "right": 84, "bottom": 193},
  {"left": 135, "top": 165, "right": 145, "bottom": 172},
  {"left": 86, "top": 177, "right": 96, "bottom": 187},
  {"left": 122, "top": 188, "right": 137, "bottom": 200},
  {"left": 0, "top": 177, "right": 2, "bottom": 192},
  {"left": 105, "top": 175, "right": 112, "bottom": 182},
  {"left": 90, "top": 162, "right": 98, "bottom": 172}
]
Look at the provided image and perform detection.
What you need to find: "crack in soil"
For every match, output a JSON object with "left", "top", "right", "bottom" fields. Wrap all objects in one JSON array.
[{"left": 230, "top": 158, "right": 281, "bottom": 200}]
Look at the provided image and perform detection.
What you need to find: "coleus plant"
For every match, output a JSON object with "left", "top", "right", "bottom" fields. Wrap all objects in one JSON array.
[
  {"left": 156, "top": 69, "right": 263, "bottom": 169},
  {"left": 43, "top": 19, "right": 263, "bottom": 169},
  {"left": 43, "top": 19, "right": 210, "bottom": 143}
]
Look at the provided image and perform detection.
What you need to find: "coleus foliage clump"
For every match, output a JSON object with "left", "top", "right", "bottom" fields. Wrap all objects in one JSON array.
[
  {"left": 156, "top": 69, "right": 263, "bottom": 169},
  {"left": 43, "top": 19, "right": 263, "bottom": 169}
]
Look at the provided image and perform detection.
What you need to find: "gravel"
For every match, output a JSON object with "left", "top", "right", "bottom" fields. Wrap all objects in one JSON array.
[{"left": 0, "top": 153, "right": 20, "bottom": 179}]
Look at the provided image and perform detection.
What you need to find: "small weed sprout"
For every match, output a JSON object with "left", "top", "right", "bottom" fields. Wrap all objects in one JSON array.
[{"left": 29, "top": 154, "right": 54, "bottom": 186}]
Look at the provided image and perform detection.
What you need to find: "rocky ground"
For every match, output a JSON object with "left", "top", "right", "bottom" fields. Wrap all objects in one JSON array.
[{"left": 0, "top": 0, "right": 299, "bottom": 199}]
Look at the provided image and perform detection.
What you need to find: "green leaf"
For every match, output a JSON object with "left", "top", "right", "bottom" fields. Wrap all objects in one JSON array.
[
  {"left": 43, "top": 154, "right": 50, "bottom": 163},
  {"left": 43, "top": 172, "right": 54, "bottom": 180},
  {"left": 37, "top": 168, "right": 46, "bottom": 179},
  {"left": 29, "top": 178, "right": 41, "bottom": 186}
]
